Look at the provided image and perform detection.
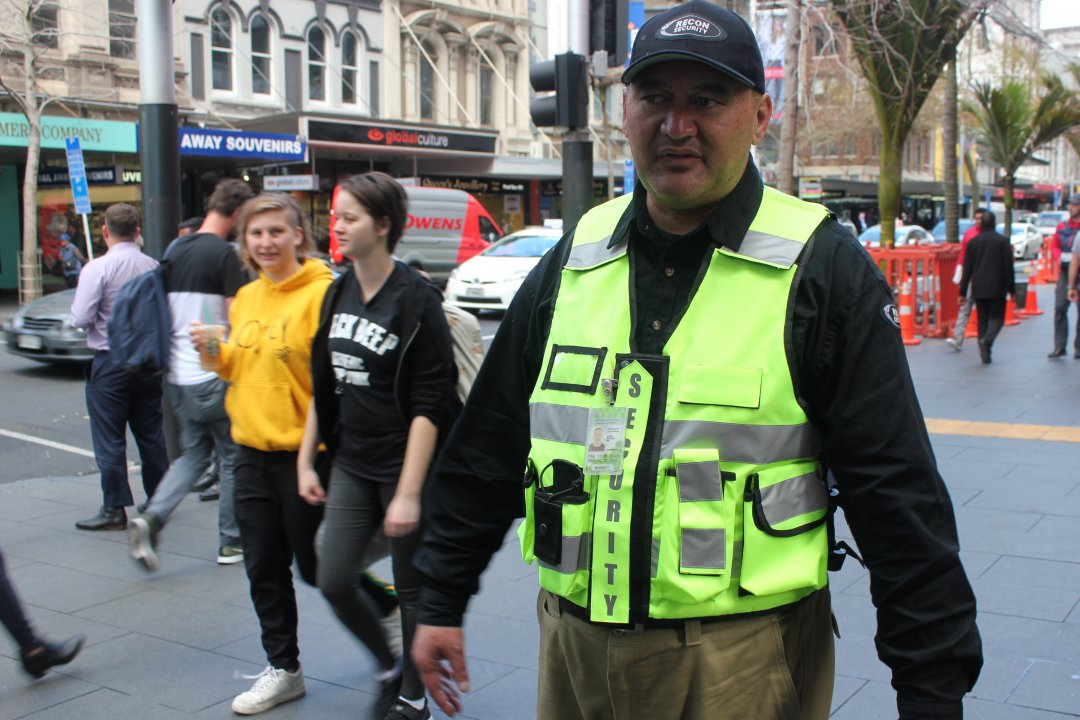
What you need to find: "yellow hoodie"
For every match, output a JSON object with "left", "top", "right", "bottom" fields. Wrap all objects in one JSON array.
[{"left": 216, "top": 259, "right": 333, "bottom": 451}]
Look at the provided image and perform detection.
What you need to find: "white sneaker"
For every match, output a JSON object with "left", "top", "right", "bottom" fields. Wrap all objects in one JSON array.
[
  {"left": 231, "top": 665, "right": 306, "bottom": 715},
  {"left": 945, "top": 337, "right": 962, "bottom": 352},
  {"left": 380, "top": 607, "right": 404, "bottom": 658}
]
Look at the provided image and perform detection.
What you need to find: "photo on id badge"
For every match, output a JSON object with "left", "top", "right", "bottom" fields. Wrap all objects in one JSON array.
[{"left": 585, "top": 407, "right": 627, "bottom": 475}]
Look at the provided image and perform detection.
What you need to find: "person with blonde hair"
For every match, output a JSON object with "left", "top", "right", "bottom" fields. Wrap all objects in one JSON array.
[{"left": 191, "top": 192, "right": 333, "bottom": 715}]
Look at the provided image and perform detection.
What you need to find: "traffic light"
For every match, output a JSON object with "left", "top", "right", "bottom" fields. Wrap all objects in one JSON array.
[
  {"left": 530, "top": 52, "right": 590, "bottom": 129},
  {"left": 590, "top": 0, "right": 629, "bottom": 67}
]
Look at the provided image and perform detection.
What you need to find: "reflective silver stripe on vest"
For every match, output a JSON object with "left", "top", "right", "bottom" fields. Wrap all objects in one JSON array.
[
  {"left": 680, "top": 528, "right": 725, "bottom": 570},
  {"left": 677, "top": 461, "right": 722, "bottom": 502},
  {"left": 662, "top": 420, "right": 820, "bottom": 466},
  {"left": 759, "top": 472, "right": 828, "bottom": 526},
  {"left": 566, "top": 237, "right": 625, "bottom": 269},
  {"left": 730, "top": 540, "right": 742, "bottom": 578},
  {"left": 538, "top": 532, "right": 591, "bottom": 574},
  {"left": 530, "top": 403, "right": 590, "bottom": 445},
  {"left": 730, "top": 230, "right": 805, "bottom": 267}
]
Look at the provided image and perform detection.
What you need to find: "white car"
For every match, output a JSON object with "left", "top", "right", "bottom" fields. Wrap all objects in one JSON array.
[
  {"left": 998, "top": 222, "right": 1043, "bottom": 260},
  {"left": 1036, "top": 211, "right": 1068, "bottom": 238},
  {"left": 445, "top": 227, "right": 563, "bottom": 312}
]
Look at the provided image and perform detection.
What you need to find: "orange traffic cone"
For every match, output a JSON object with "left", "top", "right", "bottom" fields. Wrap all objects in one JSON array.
[
  {"left": 965, "top": 307, "right": 979, "bottom": 338},
  {"left": 899, "top": 280, "right": 921, "bottom": 346},
  {"left": 1004, "top": 297, "right": 1020, "bottom": 326},
  {"left": 1020, "top": 285, "right": 1044, "bottom": 316}
]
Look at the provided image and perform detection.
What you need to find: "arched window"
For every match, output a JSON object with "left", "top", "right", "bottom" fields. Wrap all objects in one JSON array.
[
  {"left": 479, "top": 64, "right": 493, "bottom": 127},
  {"left": 419, "top": 41, "right": 436, "bottom": 120},
  {"left": 342, "top": 32, "right": 359, "bottom": 105},
  {"left": 210, "top": 8, "right": 233, "bottom": 91},
  {"left": 251, "top": 15, "right": 271, "bottom": 95},
  {"left": 308, "top": 26, "right": 326, "bottom": 101}
]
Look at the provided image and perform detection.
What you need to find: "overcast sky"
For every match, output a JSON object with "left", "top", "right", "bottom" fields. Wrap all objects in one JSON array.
[{"left": 1041, "top": 0, "right": 1080, "bottom": 30}]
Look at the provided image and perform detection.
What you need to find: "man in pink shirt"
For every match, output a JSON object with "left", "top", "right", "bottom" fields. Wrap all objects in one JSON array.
[
  {"left": 1050, "top": 194, "right": 1080, "bottom": 357},
  {"left": 69, "top": 204, "right": 169, "bottom": 530},
  {"left": 946, "top": 207, "right": 984, "bottom": 351}
]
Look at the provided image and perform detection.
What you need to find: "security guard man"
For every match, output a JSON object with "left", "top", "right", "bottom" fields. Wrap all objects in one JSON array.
[{"left": 412, "top": 2, "right": 982, "bottom": 718}]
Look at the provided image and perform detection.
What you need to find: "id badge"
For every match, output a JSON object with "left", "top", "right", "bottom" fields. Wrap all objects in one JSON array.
[{"left": 584, "top": 406, "right": 628, "bottom": 475}]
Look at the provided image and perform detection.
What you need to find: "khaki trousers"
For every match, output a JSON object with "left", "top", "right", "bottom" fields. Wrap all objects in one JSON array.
[{"left": 536, "top": 588, "right": 835, "bottom": 720}]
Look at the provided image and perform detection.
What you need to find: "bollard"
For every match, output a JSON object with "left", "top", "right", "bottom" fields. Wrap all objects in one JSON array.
[
  {"left": 899, "top": 280, "right": 921, "bottom": 346},
  {"left": 1019, "top": 285, "right": 1044, "bottom": 316}
]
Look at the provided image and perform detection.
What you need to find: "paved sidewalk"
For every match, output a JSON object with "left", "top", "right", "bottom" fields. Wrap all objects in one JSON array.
[{"left": 2, "top": 284, "right": 1080, "bottom": 719}]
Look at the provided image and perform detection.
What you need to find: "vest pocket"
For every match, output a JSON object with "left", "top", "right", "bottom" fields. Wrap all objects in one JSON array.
[
  {"left": 518, "top": 460, "right": 593, "bottom": 600},
  {"left": 739, "top": 461, "right": 829, "bottom": 597},
  {"left": 656, "top": 449, "right": 735, "bottom": 604}
]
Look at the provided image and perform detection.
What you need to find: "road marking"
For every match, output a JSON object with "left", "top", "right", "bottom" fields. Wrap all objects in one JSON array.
[
  {"left": 0, "top": 428, "right": 139, "bottom": 470},
  {"left": 925, "top": 418, "right": 1080, "bottom": 444},
  {"left": 0, "top": 429, "right": 97, "bottom": 458}
]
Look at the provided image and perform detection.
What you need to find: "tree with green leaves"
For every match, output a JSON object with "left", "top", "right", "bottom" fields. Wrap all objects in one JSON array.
[
  {"left": 829, "top": 0, "right": 986, "bottom": 247},
  {"left": 965, "top": 76, "right": 1080, "bottom": 233}
]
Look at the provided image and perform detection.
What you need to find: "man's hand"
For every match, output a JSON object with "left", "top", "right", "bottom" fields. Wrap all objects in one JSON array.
[
  {"left": 1069, "top": 287, "right": 1078, "bottom": 302},
  {"left": 412, "top": 624, "right": 470, "bottom": 716}
]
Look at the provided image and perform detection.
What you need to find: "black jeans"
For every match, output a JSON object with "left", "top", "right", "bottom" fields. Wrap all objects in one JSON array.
[
  {"left": 234, "top": 446, "right": 326, "bottom": 670},
  {"left": 318, "top": 464, "right": 424, "bottom": 699},
  {"left": 84, "top": 351, "right": 169, "bottom": 507},
  {"left": 0, "top": 546, "right": 38, "bottom": 653},
  {"left": 976, "top": 297, "right": 1006, "bottom": 349}
]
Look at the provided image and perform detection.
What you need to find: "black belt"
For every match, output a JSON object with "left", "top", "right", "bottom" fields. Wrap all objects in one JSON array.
[
  {"left": 556, "top": 593, "right": 803, "bottom": 633},
  {"left": 557, "top": 596, "right": 738, "bottom": 633}
]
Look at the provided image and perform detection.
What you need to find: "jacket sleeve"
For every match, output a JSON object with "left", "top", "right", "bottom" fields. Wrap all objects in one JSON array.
[
  {"left": 402, "top": 287, "right": 459, "bottom": 431},
  {"left": 794, "top": 224, "right": 982, "bottom": 720},
  {"left": 414, "top": 234, "right": 573, "bottom": 626}
]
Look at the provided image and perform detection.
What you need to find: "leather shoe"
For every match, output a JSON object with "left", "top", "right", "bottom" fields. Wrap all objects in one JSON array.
[
  {"left": 1048, "top": 348, "right": 1066, "bottom": 358},
  {"left": 198, "top": 481, "right": 219, "bottom": 502},
  {"left": 979, "top": 340, "right": 992, "bottom": 364},
  {"left": 21, "top": 635, "right": 84, "bottom": 678},
  {"left": 75, "top": 506, "right": 127, "bottom": 531}
]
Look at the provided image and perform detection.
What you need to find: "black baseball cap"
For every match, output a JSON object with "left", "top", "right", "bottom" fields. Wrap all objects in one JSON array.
[{"left": 621, "top": 0, "right": 766, "bottom": 93}]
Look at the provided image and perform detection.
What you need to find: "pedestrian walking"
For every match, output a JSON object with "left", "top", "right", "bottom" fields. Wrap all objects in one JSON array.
[
  {"left": 1051, "top": 193, "right": 1080, "bottom": 357},
  {"left": 58, "top": 233, "right": 85, "bottom": 288},
  {"left": 300, "top": 172, "right": 459, "bottom": 720},
  {"left": 0, "top": 544, "right": 84, "bottom": 679},
  {"left": 127, "top": 179, "right": 253, "bottom": 571},
  {"left": 189, "top": 193, "right": 333, "bottom": 715},
  {"left": 70, "top": 204, "right": 169, "bottom": 531},
  {"left": 960, "top": 211, "right": 1014, "bottom": 365},
  {"left": 946, "top": 207, "right": 985, "bottom": 351},
  {"left": 410, "top": 3, "right": 982, "bottom": 719}
]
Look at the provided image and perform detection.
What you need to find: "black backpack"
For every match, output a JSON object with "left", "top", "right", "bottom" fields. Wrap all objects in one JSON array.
[{"left": 105, "top": 240, "right": 184, "bottom": 376}]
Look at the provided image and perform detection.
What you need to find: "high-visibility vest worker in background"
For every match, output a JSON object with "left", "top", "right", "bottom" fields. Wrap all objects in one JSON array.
[{"left": 411, "top": 2, "right": 983, "bottom": 719}]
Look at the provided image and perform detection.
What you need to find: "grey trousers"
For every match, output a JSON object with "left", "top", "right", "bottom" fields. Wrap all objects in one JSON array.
[
  {"left": 144, "top": 378, "right": 239, "bottom": 548},
  {"left": 1053, "top": 264, "right": 1080, "bottom": 352}
]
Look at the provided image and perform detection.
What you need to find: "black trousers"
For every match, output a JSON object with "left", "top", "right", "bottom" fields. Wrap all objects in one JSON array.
[
  {"left": 84, "top": 351, "right": 169, "bottom": 508},
  {"left": 234, "top": 446, "right": 326, "bottom": 670},
  {"left": 975, "top": 298, "right": 1006, "bottom": 349},
  {"left": 0, "top": 546, "right": 38, "bottom": 652}
]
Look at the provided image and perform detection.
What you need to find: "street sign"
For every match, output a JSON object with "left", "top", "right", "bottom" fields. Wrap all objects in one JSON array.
[
  {"left": 64, "top": 137, "right": 92, "bottom": 215},
  {"left": 799, "top": 176, "right": 822, "bottom": 201}
]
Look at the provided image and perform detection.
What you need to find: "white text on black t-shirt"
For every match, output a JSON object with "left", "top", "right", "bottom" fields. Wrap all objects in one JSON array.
[{"left": 328, "top": 313, "right": 400, "bottom": 355}]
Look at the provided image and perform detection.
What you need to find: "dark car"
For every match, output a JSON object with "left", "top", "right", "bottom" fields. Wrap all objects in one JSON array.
[{"left": 3, "top": 289, "right": 92, "bottom": 364}]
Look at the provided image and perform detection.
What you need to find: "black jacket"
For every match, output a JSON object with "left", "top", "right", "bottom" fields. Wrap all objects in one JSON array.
[
  {"left": 960, "top": 230, "right": 1015, "bottom": 300},
  {"left": 310, "top": 261, "right": 459, "bottom": 456},
  {"left": 414, "top": 163, "right": 982, "bottom": 719}
]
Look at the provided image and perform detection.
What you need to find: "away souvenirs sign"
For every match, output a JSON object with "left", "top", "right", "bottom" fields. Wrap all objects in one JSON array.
[{"left": 176, "top": 128, "right": 307, "bottom": 161}]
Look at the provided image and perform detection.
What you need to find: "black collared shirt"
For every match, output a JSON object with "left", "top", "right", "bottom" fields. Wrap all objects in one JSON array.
[{"left": 416, "top": 160, "right": 982, "bottom": 717}]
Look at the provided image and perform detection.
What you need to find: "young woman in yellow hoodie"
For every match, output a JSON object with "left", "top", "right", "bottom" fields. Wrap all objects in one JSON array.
[{"left": 191, "top": 193, "right": 332, "bottom": 715}]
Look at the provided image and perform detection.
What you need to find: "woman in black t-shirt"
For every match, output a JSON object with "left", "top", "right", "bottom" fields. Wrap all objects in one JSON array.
[{"left": 299, "top": 173, "right": 457, "bottom": 720}]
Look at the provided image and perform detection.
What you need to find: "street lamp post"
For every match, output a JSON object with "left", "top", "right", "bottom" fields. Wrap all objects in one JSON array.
[{"left": 136, "top": 0, "right": 181, "bottom": 259}]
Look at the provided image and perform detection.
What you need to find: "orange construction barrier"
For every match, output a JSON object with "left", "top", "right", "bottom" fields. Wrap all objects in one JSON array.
[
  {"left": 868, "top": 243, "right": 961, "bottom": 339},
  {"left": 1004, "top": 297, "right": 1020, "bottom": 326},
  {"left": 899, "top": 279, "right": 921, "bottom": 345},
  {"left": 965, "top": 307, "right": 978, "bottom": 338}
]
